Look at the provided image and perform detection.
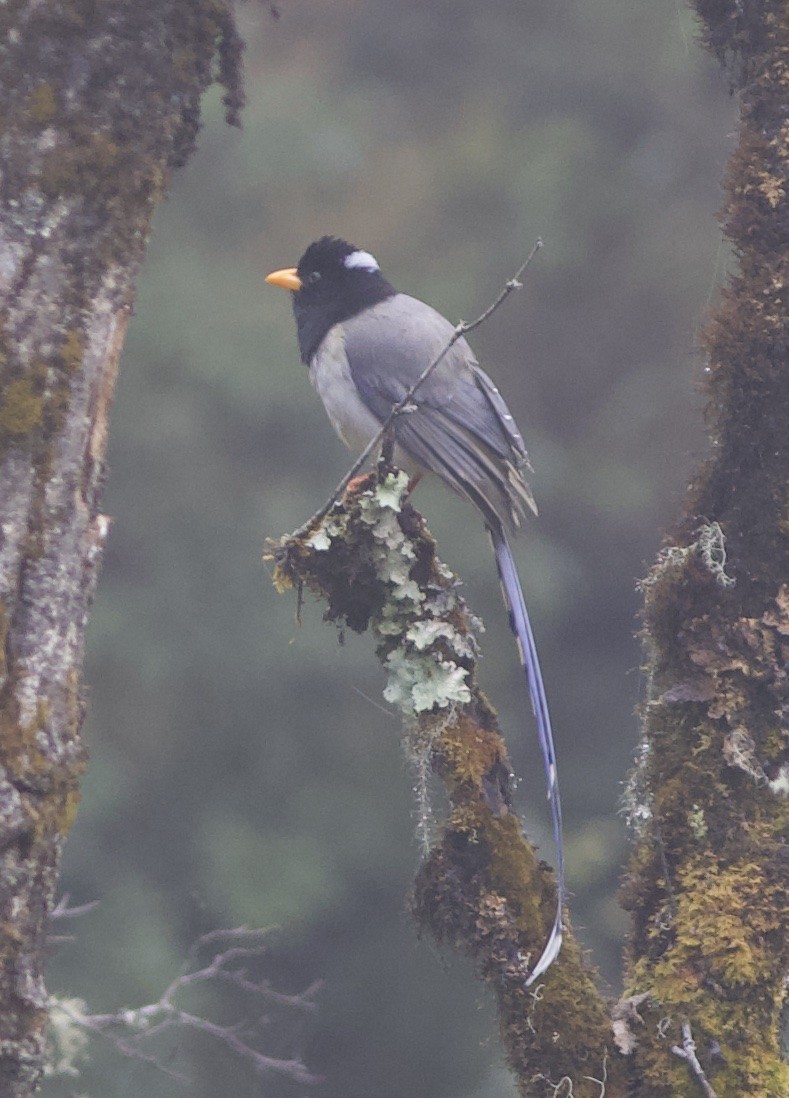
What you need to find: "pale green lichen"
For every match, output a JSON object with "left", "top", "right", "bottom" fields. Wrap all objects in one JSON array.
[
  {"left": 639, "top": 522, "right": 735, "bottom": 592},
  {"left": 353, "top": 473, "right": 478, "bottom": 717},
  {"left": 359, "top": 482, "right": 423, "bottom": 601},
  {"left": 697, "top": 521, "right": 736, "bottom": 588},
  {"left": 362, "top": 470, "right": 410, "bottom": 513},
  {"left": 383, "top": 647, "right": 471, "bottom": 714},
  {"left": 406, "top": 620, "right": 458, "bottom": 651},
  {"left": 276, "top": 470, "right": 479, "bottom": 716},
  {"left": 305, "top": 528, "right": 332, "bottom": 551},
  {"left": 44, "top": 997, "right": 89, "bottom": 1079},
  {"left": 371, "top": 472, "right": 408, "bottom": 512},
  {"left": 376, "top": 604, "right": 408, "bottom": 636},
  {"left": 299, "top": 472, "right": 479, "bottom": 718},
  {"left": 767, "top": 764, "right": 789, "bottom": 796},
  {"left": 687, "top": 804, "right": 707, "bottom": 839},
  {"left": 305, "top": 515, "right": 344, "bottom": 551}
]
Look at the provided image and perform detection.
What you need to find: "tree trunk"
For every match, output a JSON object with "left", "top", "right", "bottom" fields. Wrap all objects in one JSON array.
[
  {"left": 0, "top": 3, "right": 242, "bottom": 1091},
  {"left": 622, "top": 2, "right": 789, "bottom": 1094}
]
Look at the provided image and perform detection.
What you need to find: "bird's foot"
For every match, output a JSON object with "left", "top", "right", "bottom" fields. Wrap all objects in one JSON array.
[{"left": 344, "top": 473, "right": 375, "bottom": 498}]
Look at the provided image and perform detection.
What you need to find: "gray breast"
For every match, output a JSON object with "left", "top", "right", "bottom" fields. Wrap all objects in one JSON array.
[{"left": 309, "top": 323, "right": 423, "bottom": 478}]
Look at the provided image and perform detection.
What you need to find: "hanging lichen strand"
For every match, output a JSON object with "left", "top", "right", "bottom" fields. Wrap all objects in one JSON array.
[
  {"left": 622, "top": 3, "right": 789, "bottom": 1095},
  {"left": 272, "top": 469, "right": 625, "bottom": 1098}
]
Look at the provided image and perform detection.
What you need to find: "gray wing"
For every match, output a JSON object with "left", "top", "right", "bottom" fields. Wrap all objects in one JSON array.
[{"left": 343, "top": 294, "right": 536, "bottom": 532}]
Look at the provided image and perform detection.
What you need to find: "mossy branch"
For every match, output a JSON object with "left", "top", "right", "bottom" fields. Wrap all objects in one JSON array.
[{"left": 271, "top": 466, "right": 627, "bottom": 1097}]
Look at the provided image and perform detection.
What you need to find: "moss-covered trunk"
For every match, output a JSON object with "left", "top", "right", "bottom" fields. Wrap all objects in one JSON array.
[
  {"left": 0, "top": 3, "right": 242, "bottom": 1091},
  {"left": 622, "top": 3, "right": 789, "bottom": 1094}
]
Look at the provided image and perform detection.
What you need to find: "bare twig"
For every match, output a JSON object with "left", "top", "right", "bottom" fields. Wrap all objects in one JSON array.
[
  {"left": 52, "top": 927, "right": 321, "bottom": 1086},
  {"left": 48, "top": 894, "right": 103, "bottom": 947},
  {"left": 50, "top": 893, "right": 100, "bottom": 919},
  {"left": 186, "top": 925, "right": 274, "bottom": 964},
  {"left": 671, "top": 1021, "right": 718, "bottom": 1098},
  {"left": 294, "top": 238, "right": 544, "bottom": 536}
]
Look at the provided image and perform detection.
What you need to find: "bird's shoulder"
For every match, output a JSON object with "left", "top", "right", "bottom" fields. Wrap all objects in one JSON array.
[
  {"left": 340, "top": 295, "right": 528, "bottom": 462},
  {"left": 341, "top": 293, "right": 475, "bottom": 388}
]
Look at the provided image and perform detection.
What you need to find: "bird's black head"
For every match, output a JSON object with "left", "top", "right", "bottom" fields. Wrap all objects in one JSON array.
[{"left": 267, "top": 237, "right": 396, "bottom": 363}]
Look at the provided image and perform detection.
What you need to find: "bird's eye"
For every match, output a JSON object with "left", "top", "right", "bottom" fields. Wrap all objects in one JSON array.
[{"left": 303, "top": 270, "right": 321, "bottom": 287}]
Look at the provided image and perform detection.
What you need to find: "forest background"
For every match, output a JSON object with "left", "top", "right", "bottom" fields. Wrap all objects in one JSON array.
[{"left": 47, "top": 1, "right": 737, "bottom": 1095}]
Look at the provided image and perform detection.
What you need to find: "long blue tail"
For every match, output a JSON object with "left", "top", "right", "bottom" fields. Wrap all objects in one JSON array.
[{"left": 490, "top": 526, "right": 564, "bottom": 985}]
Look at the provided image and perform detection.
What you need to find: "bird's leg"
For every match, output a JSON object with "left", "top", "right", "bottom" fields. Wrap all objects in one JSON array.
[
  {"left": 380, "top": 424, "right": 396, "bottom": 467},
  {"left": 344, "top": 470, "right": 420, "bottom": 499},
  {"left": 348, "top": 415, "right": 420, "bottom": 503},
  {"left": 344, "top": 472, "right": 375, "bottom": 496}
]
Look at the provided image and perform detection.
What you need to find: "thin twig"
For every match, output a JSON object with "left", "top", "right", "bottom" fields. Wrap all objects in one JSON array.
[
  {"left": 185, "top": 924, "right": 272, "bottom": 962},
  {"left": 293, "top": 238, "right": 544, "bottom": 537},
  {"left": 53, "top": 927, "right": 321, "bottom": 1086},
  {"left": 671, "top": 1021, "right": 718, "bottom": 1098},
  {"left": 50, "top": 893, "right": 100, "bottom": 919},
  {"left": 58, "top": 1006, "right": 190, "bottom": 1084}
]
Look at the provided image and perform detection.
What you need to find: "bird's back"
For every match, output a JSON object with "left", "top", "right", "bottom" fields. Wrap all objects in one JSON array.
[{"left": 341, "top": 294, "right": 536, "bottom": 531}]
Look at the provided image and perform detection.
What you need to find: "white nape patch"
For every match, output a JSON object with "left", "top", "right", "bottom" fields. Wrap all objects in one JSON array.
[{"left": 343, "top": 249, "right": 379, "bottom": 273}]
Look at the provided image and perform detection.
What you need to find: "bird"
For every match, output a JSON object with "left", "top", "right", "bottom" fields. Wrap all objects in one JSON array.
[{"left": 266, "top": 236, "right": 563, "bottom": 984}]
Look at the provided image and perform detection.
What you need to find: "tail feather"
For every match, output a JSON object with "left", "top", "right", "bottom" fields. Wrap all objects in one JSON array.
[{"left": 490, "top": 526, "right": 564, "bottom": 985}]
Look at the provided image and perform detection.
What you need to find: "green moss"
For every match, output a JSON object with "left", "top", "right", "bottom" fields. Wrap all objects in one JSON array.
[
  {"left": 659, "top": 856, "right": 783, "bottom": 989},
  {"left": 438, "top": 714, "right": 505, "bottom": 787},
  {"left": 486, "top": 811, "right": 546, "bottom": 936},
  {"left": 0, "top": 706, "right": 45, "bottom": 777},
  {"left": 59, "top": 330, "right": 83, "bottom": 373},
  {"left": 0, "top": 690, "right": 85, "bottom": 827},
  {"left": 414, "top": 796, "right": 617, "bottom": 1098},
  {"left": 27, "top": 84, "right": 56, "bottom": 125},
  {"left": 0, "top": 379, "right": 43, "bottom": 438},
  {"left": 39, "top": 131, "right": 122, "bottom": 199},
  {"left": 51, "top": 786, "right": 82, "bottom": 838},
  {"left": 0, "top": 334, "right": 90, "bottom": 462}
]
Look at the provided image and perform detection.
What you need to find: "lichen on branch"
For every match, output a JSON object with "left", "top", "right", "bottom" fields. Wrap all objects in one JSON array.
[{"left": 271, "top": 467, "right": 625, "bottom": 1098}]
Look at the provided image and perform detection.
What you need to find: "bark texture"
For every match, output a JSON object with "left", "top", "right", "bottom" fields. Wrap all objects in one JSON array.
[
  {"left": 621, "top": 3, "right": 789, "bottom": 1095},
  {"left": 0, "top": 2, "right": 242, "bottom": 1091}
]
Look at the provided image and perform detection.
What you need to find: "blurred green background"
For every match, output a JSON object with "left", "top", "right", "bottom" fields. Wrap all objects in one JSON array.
[{"left": 47, "top": 1, "right": 735, "bottom": 1094}]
